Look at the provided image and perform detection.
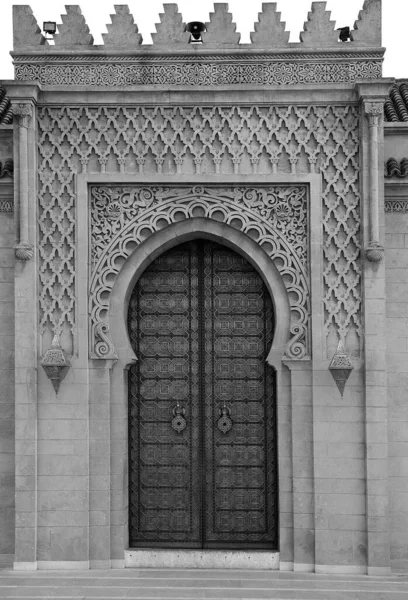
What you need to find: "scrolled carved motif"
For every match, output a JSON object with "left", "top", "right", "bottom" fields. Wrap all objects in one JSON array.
[
  {"left": 90, "top": 185, "right": 310, "bottom": 360},
  {"left": 37, "top": 103, "right": 361, "bottom": 357}
]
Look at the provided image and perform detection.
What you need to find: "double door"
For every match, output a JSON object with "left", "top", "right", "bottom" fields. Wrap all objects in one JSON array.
[{"left": 128, "top": 240, "right": 278, "bottom": 548}]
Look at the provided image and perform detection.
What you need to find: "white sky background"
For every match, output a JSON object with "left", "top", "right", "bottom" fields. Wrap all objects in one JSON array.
[{"left": 0, "top": 0, "right": 406, "bottom": 80}]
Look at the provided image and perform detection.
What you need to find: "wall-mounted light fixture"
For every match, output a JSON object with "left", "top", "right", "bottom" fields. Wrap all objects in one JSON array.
[{"left": 43, "top": 21, "right": 57, "bottom": 39}]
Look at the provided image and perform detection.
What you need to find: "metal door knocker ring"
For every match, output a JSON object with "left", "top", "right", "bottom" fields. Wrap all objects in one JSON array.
[
  {"left": 217, "top": 403, "right": 233, "bottom": 434},
  {"left": 171, "top": 402, "right": 187, "bottom": 433}
]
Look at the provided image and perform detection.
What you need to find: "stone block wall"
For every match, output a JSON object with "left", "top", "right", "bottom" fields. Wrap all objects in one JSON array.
[
  {"left": 0, "top": 126, "right": 15, "bottom": 566},
  {"left": 385, "top": 212, "right": 408, "bottom": 572}
]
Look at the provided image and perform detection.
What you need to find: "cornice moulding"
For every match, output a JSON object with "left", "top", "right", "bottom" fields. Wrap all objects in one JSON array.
[
  {"left": 384, "top": 122, "right": 408, "bottom": 136},
  {"left": 11, "top": 46, "right": 385, "bottom": 58},
  {"left": 18, "top": 85, "right": 360, "bottom": 106}
]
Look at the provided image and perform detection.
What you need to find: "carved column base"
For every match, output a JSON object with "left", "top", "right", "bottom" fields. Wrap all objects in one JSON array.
[
  {"left": 365, "top": 240, "right": 384, "bottom": 263},
  {"left": 15, "top": 241, "right": 34, "bottom": 261}
]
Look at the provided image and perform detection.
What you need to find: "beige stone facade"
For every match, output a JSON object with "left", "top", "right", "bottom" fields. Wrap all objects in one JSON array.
[{"left": 0, "top": 0, "right": 407, "bottom": 574}]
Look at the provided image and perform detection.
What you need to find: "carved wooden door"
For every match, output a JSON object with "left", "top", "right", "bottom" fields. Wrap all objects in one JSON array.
[{"left": 128, "top": 241, "right": 278, "bottom": 549}]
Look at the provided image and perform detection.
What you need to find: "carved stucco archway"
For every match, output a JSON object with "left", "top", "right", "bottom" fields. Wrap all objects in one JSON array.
[
  {"left": 104, "top": 199, "right": 298, "bottom": 564},
  {"left": 108, "top": 217, "right": 291, "bottom": 370},
  {"left": 89, "top": 184, "right": 309, "bottom": 361}
]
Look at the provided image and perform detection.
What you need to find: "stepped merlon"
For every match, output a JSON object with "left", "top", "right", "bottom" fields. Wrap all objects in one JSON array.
[
  {"left": 300, "top": 1, "right": 338, "bottom": 46},
  {"left": 250, "top": 3, "right": 290, "bottom": 46},
  {"left": 102, "top": 5, "right": 143, "bottom": 46},
  {"left": 53, "top": 5, "right": 94, "bottom": 46},
  {"left": 351, "top": 0, "right": 382, "bottom": 46},
  {"left": 151, "top": 3, "right": 189, "bottom": 46},
  {"left": 13, "top": 5, "right": 47, "bottom": 48},
  {"left": 202, "top": 3, "right": 241, "bottom": 46}
]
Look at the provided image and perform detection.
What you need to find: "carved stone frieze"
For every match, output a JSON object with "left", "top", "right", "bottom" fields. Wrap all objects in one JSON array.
[
  {"left": 385, "top": 200, "right": 408, "bottom": 212},
  {"left": 37, "top": 103, "right": 361, "bottom": 357},
  {"left": 89, "top": 185, "right": 309, "bottom": 360},
  {"left": 15, "top": 55, "right": 382, "bottom": 86},
  {"left": 0, "top": 159, "right": 13, "bottom": 179},
  {"left": 0, "top": 198, "right": 13, "bottom": 213}
]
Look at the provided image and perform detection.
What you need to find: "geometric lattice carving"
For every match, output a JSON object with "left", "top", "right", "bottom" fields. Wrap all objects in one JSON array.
[
  {"left": 321, "top": 107, "right": 361, "bottom": 357},
  {"left": 202, "top": 3, "right": 241, "bottom": 46},
  {"left": 37, "top": 103, "right": 361, "bottom": 357},
  {"left": 90, "top": 185, "right": 309, "bottom": 360},
  {"left": 250, "top": 3, "right": 290, "bottom": 47},
  {"left": 15, "top": 54, "right": 382, "bottom": 86},
  {"left": 102, "top": 5, "right": 143, "bottom": 46},
  {"left": 54, "top": 5, "right": 94, "bottom": 46},
  {"left": 300, "top": 2, "right": 339, "bottom": 46},
  {"left": 151, "top": 4, "right": 189, "bottom": 46}
]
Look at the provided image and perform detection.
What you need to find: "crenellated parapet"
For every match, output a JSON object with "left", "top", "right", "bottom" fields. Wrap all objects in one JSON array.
[{"left": 11, "top": 2, "right": 384, "bottom": 87}]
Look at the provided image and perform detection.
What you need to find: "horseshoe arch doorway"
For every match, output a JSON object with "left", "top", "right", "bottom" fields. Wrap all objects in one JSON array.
[{"left": 127, "top": 239, "right": 278, "bottom": 549}]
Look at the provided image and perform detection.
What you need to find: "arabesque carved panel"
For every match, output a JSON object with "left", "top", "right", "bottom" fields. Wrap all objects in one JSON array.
[
  {"left": 17, "top": 57, "right": 381, "bottom": 87},
  {"left": 37, "top": 104, "right": 361, "bottom": 357},
  {"left": 90, "top": 185, "right": 309, "bottom": 360}
]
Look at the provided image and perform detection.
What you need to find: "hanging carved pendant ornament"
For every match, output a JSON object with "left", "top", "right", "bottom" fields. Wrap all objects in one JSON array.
[
  {"left": 41, "top": 334, "right": 71, "bottom": 394},
  {"left": 329, "top": 339, "right": 354, "bottom": 398}
]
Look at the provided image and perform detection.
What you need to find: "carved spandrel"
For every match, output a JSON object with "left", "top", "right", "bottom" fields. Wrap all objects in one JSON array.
[{"left": 89, "top": 185, "right": 310, "bottom": 361}]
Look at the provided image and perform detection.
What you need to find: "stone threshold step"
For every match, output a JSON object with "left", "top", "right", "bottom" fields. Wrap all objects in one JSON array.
[{"left": 125, "top": 549, "right": 279, "bottom": 570}]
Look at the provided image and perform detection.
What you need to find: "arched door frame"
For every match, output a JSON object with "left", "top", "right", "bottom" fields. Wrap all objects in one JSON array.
[
  {"left": 107, "top": 217, "right": 293, "bottom": 562},
  {"left": 109, "top": 218, "right": 291, "bottom": 369}
]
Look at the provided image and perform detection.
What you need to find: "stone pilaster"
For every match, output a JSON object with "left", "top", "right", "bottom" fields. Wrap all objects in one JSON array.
[
  {"left": 13, "top": 104, "right": 33, "bottom": 261},
  {"left": 11, "top": 99, "right": 38, "bottom": 570},
  {"left": 364, "top": 101, "right": 385, "bottom": 262},
  {"left": 359, "top": 84, "right": 391, "bottom": 575}
]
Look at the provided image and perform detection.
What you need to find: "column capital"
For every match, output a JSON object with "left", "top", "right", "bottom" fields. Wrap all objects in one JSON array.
[
  {"left": 363, "top": 101, "right": 383, "bottom": 127},
  {"left": 12, "top": 103, "right": 32, "bottom": 128}
]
